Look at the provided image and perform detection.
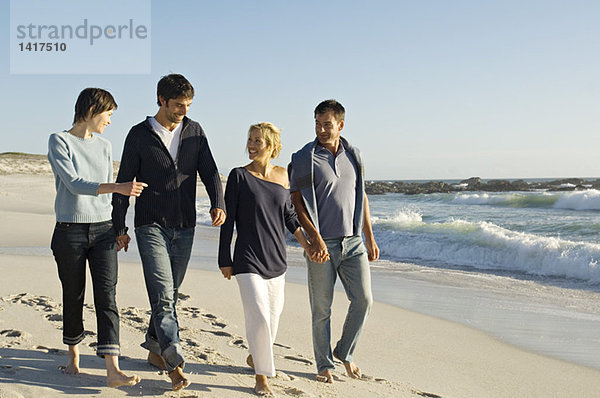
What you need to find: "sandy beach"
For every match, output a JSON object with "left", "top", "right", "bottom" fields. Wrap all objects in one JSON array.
[{"left": 2, "top": 160, "right": 600, "bottom": 397}]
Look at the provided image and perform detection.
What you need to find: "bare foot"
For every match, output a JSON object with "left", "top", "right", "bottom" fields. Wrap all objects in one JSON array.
[
  {"left": 342, "top": 361, "right": 361, "bottom": 379},
  {"left": 315, "top": 369, "right": 333, "bottom": 384},
  {"left": 246, "top": 354, "right": 255, "bottom": 370},
  {"left": 107, "top": 371, "right": 141, "bottom": 388},
  {"left": 333, "top": 351, "right": 361, "bottom": 379},
  {"left": 63, "top": 345, "right": 80, "bottom": 375},
  {"left": 147, "top": 351, "right": 167, "bottom": 370},
  {"left": 255, "top": 374, "right": 273, "bottom": 396},
  {"left": 168, "top": 366, "right": 190, "bottom": 391},
  {"left": 63, "top": 362, "right": 80, "bottom": 375},
  {"left": 105, "top": 354, "right": 141, "bottom": 387}
]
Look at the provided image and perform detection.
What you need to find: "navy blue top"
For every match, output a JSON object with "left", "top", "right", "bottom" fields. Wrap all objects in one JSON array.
[{"left": 218, "top": 167, "right": 300, "bottom": 279}]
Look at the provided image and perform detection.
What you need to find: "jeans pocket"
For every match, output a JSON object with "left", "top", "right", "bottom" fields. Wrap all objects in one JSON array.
[
  {"left": 54, "top": 222, "right": 72, "bottom": 231},
  {"left": 345, "top": 236, "right": 367, "bottom": 257}
]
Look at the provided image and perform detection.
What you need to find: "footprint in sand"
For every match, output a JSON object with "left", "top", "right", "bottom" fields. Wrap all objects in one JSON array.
[
  {"left": 1, "top": 329, "right": 24, "bottom": 338},
  {"left": 201, "top": 329, "right": 233, "bottom": 338},
  {"left": 228, "top": 338, "right": 248, "bottom": 349},
  {"left": 179, "top": 307, "right": 228, "bottom": 329},
  {"left": 283, "top": 387, "right": 307, "bottom": 396},
  {"left": 119, "top": 307, "right": 150, "bottom": 332},
  {"left": 200, "top": 313, "right": 228, "bottom": 328},
  {"left": 181, "top": 339, "right": 228, "bottom": 365},
  {"left": 45, "top": 313, "right": 62, "bottom": 322},
  {"left": 3, "top": 293, "right": 27, "bottom": 303},
  {"left": 275, "top": 371, "right": 294, "bottom": 381},
  {"left": 413, "top": 390, "right": 443, "bottom": 398},
  {"left": 36, "top": 345, "right": 61, "bottom": 354},
  {"left": 177, "top": 292, "right": 191, "bottom": 301},
  {"left": 4, "top": 294, "right": 62, "bottom": 322},
  {"left": 282, "top": 355, "right": 313, "bottom": 366},
  {"left": 0, "top": 364, "right": 19, "bottom": 374}
]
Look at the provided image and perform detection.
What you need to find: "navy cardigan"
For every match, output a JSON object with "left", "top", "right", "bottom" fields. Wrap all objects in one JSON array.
[{"left": 112, "top": 116, "right": 225, "bottom": 236}]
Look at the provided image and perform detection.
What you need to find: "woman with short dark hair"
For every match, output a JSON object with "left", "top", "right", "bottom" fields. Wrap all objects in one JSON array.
[{"left": 48, "top": 87, "right": 146, "bottom": 387}]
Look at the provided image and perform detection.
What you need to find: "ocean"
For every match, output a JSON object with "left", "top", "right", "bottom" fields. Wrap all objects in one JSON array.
[{"left": 195, "top": 187, "right": 600, "bottom": 370}]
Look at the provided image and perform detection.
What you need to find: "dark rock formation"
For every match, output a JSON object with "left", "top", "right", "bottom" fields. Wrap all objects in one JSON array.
[{"left": 365, "top": 177, "right": 600, "bottom": 195}]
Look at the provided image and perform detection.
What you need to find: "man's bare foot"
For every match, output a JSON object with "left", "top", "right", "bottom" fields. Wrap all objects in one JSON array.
[
  {"left": 246, "top": 354, "right": 255, "bottom": 369},
  {"left": 107, "top": 371, "right": 141, "bottom": 388},
  {"left": 333, "top": 351, "right": 362, "bottom": 379},
  {"left": 168, "top": 366, "right": 190, "bottom": 391},
  {"left": 342, "top": 361, "right": 361, "bottom": 379},
  {"left": 64, "top": 345, "right": 80, "bottom": 375},
  {"left": 255, "top": 374, "right": 273, "bottom": 396},
  {"left": 147, "top": 351, "right": 167, "bottom": 370},
  {"left": 315, "top": 369, "right": 333, "bottom": 384}
]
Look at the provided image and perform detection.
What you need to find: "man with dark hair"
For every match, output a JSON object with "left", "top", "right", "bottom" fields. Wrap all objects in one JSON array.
[
  {"left": 289, "top": 99, "right": 379, "bottom": 384},
  {"left": 112, "top": 74, "right": 225, "bottom": 391}
]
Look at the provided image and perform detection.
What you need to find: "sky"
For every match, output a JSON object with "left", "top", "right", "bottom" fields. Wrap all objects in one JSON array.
[{"left": 2, "top": 0, "right": 599, "bottom": 180}]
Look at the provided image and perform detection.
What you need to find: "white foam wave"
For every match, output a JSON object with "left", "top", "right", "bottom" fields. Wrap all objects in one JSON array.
[
  {"left": 372, "top": 208, "right": 423, "bottom": 226},
  {"left": 451, "top": 192, "right": 558, "bottom": 208},
  {"left": 452, "top": 193, "right": 503, "bottom": 205},
  {"left": 195, "top": 199, "right": 214, "bottom": 226},
  {"left": 553, "top": 190, "right": 600, "bottom": 211},
  {"left": 374, "top": 218, "right": 600, "bottom": 282}
]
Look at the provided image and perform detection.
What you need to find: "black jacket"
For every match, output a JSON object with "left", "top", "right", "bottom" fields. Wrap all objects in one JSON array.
[{"left": 112, "top": 116, "right": 225, "bottom": 236}]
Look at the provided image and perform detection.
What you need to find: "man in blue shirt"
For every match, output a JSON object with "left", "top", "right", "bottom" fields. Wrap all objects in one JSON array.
[{"left": 289, "top": 99, "right": 379, "bottom": 383}]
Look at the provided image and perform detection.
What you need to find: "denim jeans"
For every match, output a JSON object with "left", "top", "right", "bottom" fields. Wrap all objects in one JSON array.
[
  {"left": 306, "top": 235, "right": 373, "bottom": 373},
  {"left": 50, "top": 221, "right": 120, "bottom": 357},
  {"left": 135, "top": 223, "right": 195, "bottom": 372}
]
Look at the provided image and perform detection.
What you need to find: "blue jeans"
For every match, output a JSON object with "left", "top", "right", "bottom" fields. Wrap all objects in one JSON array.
[
  {"left": 135, "top": 223, "right": 194, "bottom": 372},
  {"left": 50, "top": 221, "right": 120, "bottom": 357},
  {"left": 306, "top": 235, "right": 373, "bottom": 373}
]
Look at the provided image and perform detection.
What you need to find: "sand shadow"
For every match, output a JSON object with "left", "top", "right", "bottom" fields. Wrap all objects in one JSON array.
[{"left": 0, "top": 347, "right": 113, "bottom": 395}]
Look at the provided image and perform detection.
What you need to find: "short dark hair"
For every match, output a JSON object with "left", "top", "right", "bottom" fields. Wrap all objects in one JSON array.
[
  {"left": 156, "top": 74, "right": 194, "bottom": 106},
  {"left": 73, "top": 88, "right": 117, "bottom": 125},
  {"left": 314, "top": 99, "right": 345, "bottom": 123}
]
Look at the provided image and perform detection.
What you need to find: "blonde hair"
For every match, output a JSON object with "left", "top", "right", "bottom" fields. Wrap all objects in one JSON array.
[{"left": 248, "top": 122, "right": 282, "bottom": 159}]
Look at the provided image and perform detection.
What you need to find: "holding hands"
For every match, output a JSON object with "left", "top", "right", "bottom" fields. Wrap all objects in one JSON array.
[
  {"left": 296, "top": 230, "right": 329, "bottom": 263},
  {"left": 306, "top": 236, "right": 330, "bottom": 263}
]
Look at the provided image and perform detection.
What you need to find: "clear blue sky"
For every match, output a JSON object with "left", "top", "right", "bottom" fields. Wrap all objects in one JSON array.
[{"left": 2, "top": 0, "right": 599, "bottom": 180}]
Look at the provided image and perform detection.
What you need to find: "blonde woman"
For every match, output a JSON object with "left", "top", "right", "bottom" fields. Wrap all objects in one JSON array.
[{"left": 219, "top": 122, "right": 312, "bottom": 395}]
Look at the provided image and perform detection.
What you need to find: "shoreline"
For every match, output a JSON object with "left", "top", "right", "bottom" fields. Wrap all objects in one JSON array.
[{"left": 3, "top": 173, "right": 600, "bottom": 397}]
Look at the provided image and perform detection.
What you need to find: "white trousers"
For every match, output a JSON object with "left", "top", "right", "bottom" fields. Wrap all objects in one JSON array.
[{"left": 235, "top": 272, "right": 285, "bottom": 377}]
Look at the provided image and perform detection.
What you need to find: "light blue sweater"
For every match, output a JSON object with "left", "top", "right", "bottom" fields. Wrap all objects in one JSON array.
[{"left": 48, "top": 131, "right": 113, "bottom": 223}]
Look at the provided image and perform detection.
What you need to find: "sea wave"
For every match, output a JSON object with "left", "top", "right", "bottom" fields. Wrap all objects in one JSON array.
[
  {"left": 450, "top": 190, "right": 600, "bottom": 211},
  {"left": 196, "top": 200, "right": 214, "bottom": 226},
  {"left": 553, "top": 190, "right": 600, "bottom": 210},
  {"left": 372, "top": 210, "right": 600, "bottom": 282}
]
